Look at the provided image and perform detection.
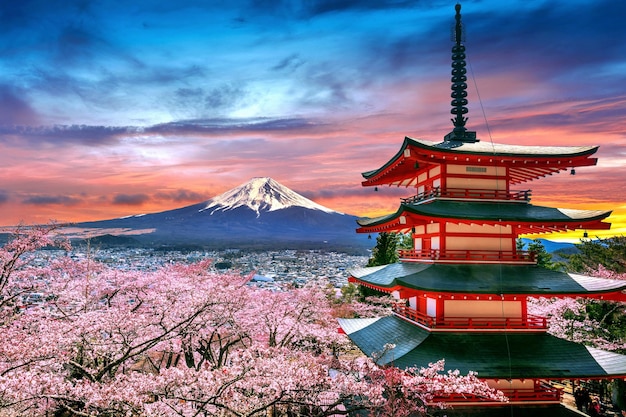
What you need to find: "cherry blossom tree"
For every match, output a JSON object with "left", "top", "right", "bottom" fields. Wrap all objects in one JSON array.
[
  {"left": 527, "top": 238, "right": 626, "bottom": 353},
  {"left": 527, "top": 293, "right": 626, "bottom": 352},
  {"left": 0, "top": 223, "right": 69, "bottom": 313},
  {"left": 0, "top": 225, "right": 504, "bottom": 416},
  {"left": 525, "top": 238, "right": 626, "bottom": 409}
]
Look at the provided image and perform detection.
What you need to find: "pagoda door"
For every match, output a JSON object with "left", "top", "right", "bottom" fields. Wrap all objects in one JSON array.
[{"left": 423, "top": 238, "right": 431, "bottom": 257}]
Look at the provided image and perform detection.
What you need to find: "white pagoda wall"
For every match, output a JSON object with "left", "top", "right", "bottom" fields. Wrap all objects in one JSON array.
[
  {"left": 413, "top": 166, "right": 442, "bottom": 192},
  {"left": 445, "top": 237, "right": 513, "bottom": 251},
  {"left": 443, "top": 300, "right": 522, "bottom": 318},
  {"left": 444, "top": 223, "right": 514, "bottom": 252},
  {"left": 445, "top": 165, "right": 507, "bottom": 190},
  {"left": 446, "top": 177, "right": 507, "bottom": 190}
]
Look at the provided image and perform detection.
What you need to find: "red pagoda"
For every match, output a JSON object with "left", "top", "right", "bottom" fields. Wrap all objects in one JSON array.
[{"left": 338, "top": 3, "right": 626, "bottom": 413}]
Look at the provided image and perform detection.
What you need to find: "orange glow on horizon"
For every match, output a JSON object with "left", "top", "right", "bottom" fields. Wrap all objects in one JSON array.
[{"left": 2, "top": 105, "right": 624, "bottom": 234}]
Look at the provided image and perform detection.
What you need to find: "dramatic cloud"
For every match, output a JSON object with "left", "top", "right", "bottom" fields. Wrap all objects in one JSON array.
[
  {"left": 154, "top": 189, "right": 207, "bottom": 203},
  {"left": 112, "top": 194, "right": 151, "bottom": 206},
  {"left": 147, "top": 117, "right": 325, "bottom": 135},
  {"left": 0, "top": 125, "right": 132, "bottom": 146},
  {"left": 22, "top": 195, "right": 81, "bottom": 206},
  {"left": 0, "top": 117, "right": 329, "bottom": 149}
]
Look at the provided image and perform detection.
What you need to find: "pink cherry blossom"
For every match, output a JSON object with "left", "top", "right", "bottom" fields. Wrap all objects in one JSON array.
[{"left": 0, "top": 224, "right": 504, "bottom": 416}]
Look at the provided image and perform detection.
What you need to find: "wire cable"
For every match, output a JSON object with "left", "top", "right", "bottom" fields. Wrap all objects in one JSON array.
[{"left": 468, "top": 57, "right": 515, "bottom": 416}]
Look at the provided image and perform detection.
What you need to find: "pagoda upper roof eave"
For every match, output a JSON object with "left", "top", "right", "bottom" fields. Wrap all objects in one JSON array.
[
  {"left": 355, "top": 200, "right": 612, "bottom": 234},
  {"left": 361, "top": 136, "right": 599, "bottom": 187}
]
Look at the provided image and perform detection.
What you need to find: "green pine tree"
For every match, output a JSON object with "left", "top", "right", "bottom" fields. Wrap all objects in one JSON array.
[
  {"left": 565, "top": 236, "right": 626, "bottom": 274},
  {"left": 518, "top": 238, "right": 563, "bottom": 270},
  {"left": 366, "top": 232, "right": 400, "bottom": 267}
]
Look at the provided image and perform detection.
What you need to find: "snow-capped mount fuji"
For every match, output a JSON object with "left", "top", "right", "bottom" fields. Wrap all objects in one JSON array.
[
  {"left": 75, "top": 177, "right": 369, "bottom": 252},
  {"left": 201, "top": 177, "right": 339, "bottom": 217}
]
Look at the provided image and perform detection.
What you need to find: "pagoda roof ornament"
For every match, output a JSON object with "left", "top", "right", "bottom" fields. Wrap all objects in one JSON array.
[{"left": 444, "top": 3, "right": 478, "bottom": 143}]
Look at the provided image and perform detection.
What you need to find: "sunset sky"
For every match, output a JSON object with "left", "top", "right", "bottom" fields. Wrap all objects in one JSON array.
[{"left": 0, "top": 0, "right": 624, "bottom": 241}]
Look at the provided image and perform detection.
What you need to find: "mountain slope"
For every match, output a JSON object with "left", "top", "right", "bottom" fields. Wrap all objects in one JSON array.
[{"left": 75, "top": 177, "right": 368, "bottom": 252}]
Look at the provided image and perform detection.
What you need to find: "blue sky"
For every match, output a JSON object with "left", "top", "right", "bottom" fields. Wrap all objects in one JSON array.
[{"left": 0, "top": 0, "right": 624, "bottom": 239}]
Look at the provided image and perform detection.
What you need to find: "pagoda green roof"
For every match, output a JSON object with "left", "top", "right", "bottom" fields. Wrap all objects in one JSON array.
[
  {"left": 362, "top": 137, "right": 598, "bottom": 180},
  {"left": 338, "top": 315, "right": 626, "bottom": 379},
  {"left": 407, "top": 137, "right": 598, "bottom": 157},
  {"left": 357, "top": 200, "right": 611, "bottom": 227},
  {"left": 349, "top": 263, "right": 626, "bottom": 295}
]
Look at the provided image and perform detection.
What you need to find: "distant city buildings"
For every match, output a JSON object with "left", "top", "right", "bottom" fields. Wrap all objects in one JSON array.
[{"left": 21, "top": 248, "right": 366, "bottom": 308}]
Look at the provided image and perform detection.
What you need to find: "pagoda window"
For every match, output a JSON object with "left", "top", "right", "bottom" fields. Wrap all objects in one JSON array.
[
  {"left": 429, "top": 166, "right": 441, "bottom": 177},
  {"left": 408, "top": 296, "right": 417, "bottom": 310},
  {"left": 417, "top": 172, "right": 427, "bottom": 183},
  {"left": 426, "top": 223, "right": 440, "bottom": 234},
  {"left": 443, "top": 300, "right": 522, "bottom": 320},
  {"left": 431, "top": 236, "right": 440, "bottom": 250}
]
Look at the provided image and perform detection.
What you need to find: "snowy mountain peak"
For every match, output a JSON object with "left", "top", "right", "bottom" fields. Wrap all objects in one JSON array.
[{"left": 200, "top": 177, "right": 341, "bottom": 216}]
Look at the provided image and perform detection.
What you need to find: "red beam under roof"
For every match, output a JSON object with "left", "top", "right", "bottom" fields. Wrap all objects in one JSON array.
[{"left": 355, "top": 201, "right": 611, "bottom": 234}]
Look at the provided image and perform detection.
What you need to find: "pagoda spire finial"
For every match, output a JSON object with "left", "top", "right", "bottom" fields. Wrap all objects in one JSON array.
[{"left": 444, "top": 3, "right": 478, "bottom": 143}]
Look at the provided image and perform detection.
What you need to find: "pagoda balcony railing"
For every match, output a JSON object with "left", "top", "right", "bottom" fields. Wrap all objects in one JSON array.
[
  {"left": 393, "top": 304, "right": 548, "bottom": 331},
  {"left": 434, "top": 384, "right": 562, "bottom": 404},
  {"left": 503, "top": 385, "right": 562, "bottom": 403},
  {"left": 398, "top": 249, "right": 536, "bottom": 264},
  {"left": 401, "top": 187, "right": 531, "bottom": 204}
]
